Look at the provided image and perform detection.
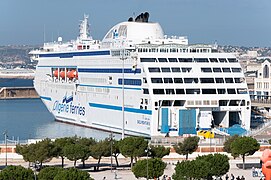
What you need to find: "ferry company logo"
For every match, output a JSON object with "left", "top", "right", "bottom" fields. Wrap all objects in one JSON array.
[{"left": 52, "top": 94, "right": 85, "bottom": 116}]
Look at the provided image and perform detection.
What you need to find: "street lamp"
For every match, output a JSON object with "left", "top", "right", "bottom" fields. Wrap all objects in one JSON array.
[{"left": 3, "top": 131, "right": 8, "bottom": 167}]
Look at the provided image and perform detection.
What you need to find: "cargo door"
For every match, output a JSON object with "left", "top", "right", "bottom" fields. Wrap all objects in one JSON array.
[
  {"left": 161, "top": 108, "right": 169, "bottom": 133},
  {"left": 179, "top": 109, "right": 196, "bottom": 135}
]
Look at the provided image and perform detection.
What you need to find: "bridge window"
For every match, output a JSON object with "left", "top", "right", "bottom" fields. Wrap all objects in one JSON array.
[
  {"left": 201, "top": 68, "right": 212, "bottom": 72},
  {"left": 149, "top": 67, "right": 160, "bottom": 73},
  {"left": 200, "top": 78, "right": 215, "bottom": 83},
  {"left": 215, "top": 78, "right": 224, "bottom": 83},
  {"left": 219, "top": 100, "right": 228, "bottom": 106},
  {"left": 182, "top": 67, "right": 192, "bottom": 72},
  {"left": 153, "top": 89, "right": 165, "bottom": 94},
  {"left": 158, "top": 58, "right": 168, "bottom": 62},
  {"left": 222, "top": 68, "right": 231, "bottom": 73},
  {"left": 234, "top": 78, "right": 242, "bottom": 83},
  {"left": 229, "top": 100, "right": 239, "bottom": 106},
  {"left": 171, "top": 67, "right": 181, "bottom": 72},
  {"left": 194, "top": 58, "right": 209, "bottom": 63},
  {"left": 176, "top": 89, "right": 185, "bottom": 94},
  {"left": 184, "top": 78, "right": 198, "bottom": 83},
  {"left": 263, "top": 65, "right": 269, "bottom": 78},
  {"left": 232, "top": 68, "right": 242, "bottom": 73},
  {"left": 227, "top": 89, "right": 236, "bottom": 94},
  {"left": 225, "top": 78, "right": 234, "bottom": 83},
  {"left": 228, "top": 58, "right": 238, "bottom": 62},
  {"left": 168, "top": 58, "right": 178, "bottom": 62},
  {"left": 151, "top": 78, "right": 163, "bottom": 83},
  {"left": 165, "top": 89, "right": 175, "bottom": 94},
  {"left": 161, "top": 68, "right": 171, "bottom": 72},
  {"left": 209, "top": 58, "right": 219, "bottom": 63},
  {"left": 219, "top": 58, "right": 228, "bottom": 63},
  {"left": 140, "top": 58, "right": 157, "bottom": 62},
  {"left": 202, "top": 89, "right": 216, "bottom": 94},
  {"left": 164, "top": 78, "right": 173, "bottom": 83},
  {"left": 213, "top": 68, "right": 222, "bottom": 72},
  {"left": 186, "top": 89, "right": 200, "bottom": 94},
  {"left": 174, "top": 78, "right": 183, "bottom": 83},
  {"left": 178, "top": 58, "right": 192, "bottom": 62},
  {"left": 174, "top": 100, "right": 185, "bottom": 106},
  {"left": 217, "top": 89, "right": 226, "bottom": 94}
]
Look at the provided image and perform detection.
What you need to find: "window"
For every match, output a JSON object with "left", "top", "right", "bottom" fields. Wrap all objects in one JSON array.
[
  {"left": 234, "top": 78, "right": 242, "bottom": 83},
  {"left": 209, "top": 58, "right": 218, "bottom": 62},
  {"left": 143, "top": 77, "right": 147, "bottom": 83},
  {"left": 194, "top": 58, "right": 209, "bottom": 63},
  {"left": 201, "top": 68, "right": 212, "bottom": 72},
  {"left": 153, "top": 89, "right": 165, "bottom": 94},
  {"left": 213, "top": 68, "right": 222, "bottom": 72},
  {"left": 143, "top": 89, "right": 149, "bottom": 94},
  {"left": 178, "top": 58, "right": 192, "bottom": 62},
  {"left": 219, "top": 100, "right": 228, "bottom": 106},
  {"left": 174, "top": 100, "right": 185, "bottom": 106},
  {"left": 174, "top": 78, "right": 183, "bottom": 83},
  {"left": 227, "top": 89, "right": 236, "bottom": 94},
  {"left": 219, "top": 58, "right": 228, "bottom": 63},
  {"left": 168, "top": 58, "right": 178, "bottom": 62},
  {"left": 225, "top": 78, "right": 234, "bottom": 83},
  {"left": 182, "top": 67, "right": 192, "bottom": 72},
  {"left": 162, "top": 100, "right": 172, "bottom": 106},
  {"left": 140, "top": 58, "right": 157, "bottom": 62},
  {"left": 161, "top": 68, "right": 171, "bottom": 72},
  {"left": 151, "top": 78, "right": 163, "bottom": 83},
  {"left": 237, "top": 88, "right": 248, "bottom": 94},
  {"left": 232, "top": 68, "right": 242, "bottom": 73},
  {"left": 200, "top": 78, "right": 215, "bottom": 83},
  {"left": 171, "top": 67, "right": 181, "bottom": 72},
  {"left": 165, "top": 89, "right": 175, "bottom": 94},
  {"left": 149, "top": 67, "right": 160, "bottom": 73},
  {"left": 176, "top": 89, "right": 185, "bottom": 94},
  {"left": 184, "top": 78, "right": 198, "bottom": 83},
  {"left": 217, "top": 89, "right": 226, "bottom": 94},
  {"left": 263, "top": 65, "right": 269, "bottom": 78},
  {"left": 222, "top": 68, "right": 231, "bottom": 72},
  {"left": 186, "top": 89, "right": 200, "bottom": 94},
  {"left": 118, "top": 79, "right": 142, "bottom": 86},
  {"left": 164, "top": 78, "right": 173, "bottom": 83},
  {"left": 215, "top": 78, "right": 224, "bottom": 83},
  {"left": 202, "top": 89, "right": 216, "bottom": 94},
  {"left": 158, "top": 58, "right": 168, "bottom": 62},
  {"left": 228, "top": 58, "right": 238, "bottom": 62},
  {"left": 229, "top": 100, "right": 239, "bottom": 106}
]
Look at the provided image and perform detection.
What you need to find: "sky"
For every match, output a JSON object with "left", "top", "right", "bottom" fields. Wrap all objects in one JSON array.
[{"left": 1, "top": 0, "right": 271, "bottom": 47}]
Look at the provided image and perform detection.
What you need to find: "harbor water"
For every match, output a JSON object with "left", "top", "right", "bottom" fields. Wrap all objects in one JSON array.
[{"left": 0, "top": 78, "right": 120, "bottom": 141}]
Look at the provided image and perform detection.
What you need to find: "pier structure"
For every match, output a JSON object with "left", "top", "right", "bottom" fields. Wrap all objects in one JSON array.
[{"left": 0, "top": 87, "right": 39, "bottom": 99}]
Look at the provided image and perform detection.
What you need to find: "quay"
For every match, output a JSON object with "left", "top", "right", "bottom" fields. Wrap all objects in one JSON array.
[{"left": 0, "top": 87, "right": 39, "bottom": 99}]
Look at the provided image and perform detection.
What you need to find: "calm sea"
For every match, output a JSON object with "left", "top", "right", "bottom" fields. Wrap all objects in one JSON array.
[{"left": 0, "top": 78, "right": 120, "bottom": 141}]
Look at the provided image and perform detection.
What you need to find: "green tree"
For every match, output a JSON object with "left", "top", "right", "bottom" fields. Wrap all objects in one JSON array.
[
  {"left": 132, "top": 158, "right": 166, "bottom": 179},
  {"left": 54, "top": 137, "right": 75, "bottom": 168},
  {"left": 38, "top": 166, "right": 62, "bottom": 180},
  {"left": 78, "top": 137, "right": 96, "bottom": 168},
  {"left": 53, "top": 168, "right": 92, "bottom": 180},
  {"left": 112, "top": 139, "right": 121, "bottom": 167},
  {"left": 149, "top": 145, "right": 170, "bottom": 158},
  {"left": 90, "top": 139, "right": 111, "bottom": 170},
  {"left": 118, "top": 137, "right": 148, "bottom": 168},
  {"left": 64, "top": 143, "right": 86, "bottom": 167},
  {"left": 223, "top": 135, "right": 239, "bottom": 153},
  {"left": 174, "top": 136, "right": 200, "bottom": 160},
  {"left": 230, "top": 136, "right": 260, "bottom": 169},
  {"left": 0, "top": 165, "right": 34, "bottom": 180}
]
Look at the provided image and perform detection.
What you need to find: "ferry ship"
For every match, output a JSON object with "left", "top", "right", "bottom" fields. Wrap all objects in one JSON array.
[{"left": 30, "top": 13, "right": 251, "bottom": 137}]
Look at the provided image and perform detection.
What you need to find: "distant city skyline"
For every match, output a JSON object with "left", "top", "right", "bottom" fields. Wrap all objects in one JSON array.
[{"left": 1, "top": 0, "right": 271, "bottom": 47}]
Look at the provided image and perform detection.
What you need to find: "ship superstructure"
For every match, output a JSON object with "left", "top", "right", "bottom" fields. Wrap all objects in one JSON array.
[{"left": 30, "top": 13, "right": 251, "bottom": 137}]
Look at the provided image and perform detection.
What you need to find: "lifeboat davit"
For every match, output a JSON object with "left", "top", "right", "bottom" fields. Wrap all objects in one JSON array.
[
  {"left": 60, "top": 71, "right": 66, "bottom": 79},
  {"left": 53, "top": 70, "right": 59, "bottom": 77},
  {"left": 67, "top": 70, "right": 77, "bottom": 79}
]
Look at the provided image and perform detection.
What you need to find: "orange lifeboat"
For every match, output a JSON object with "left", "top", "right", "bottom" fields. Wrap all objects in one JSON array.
[
  {"left": 53, "top": 70, "right": 59, "bottom": 77},
  {"left": 67, "top": 70, "right": 77, "bottom": 79},
  {"left": 60, "top": 70, "right": 66, "bottom": 79}
]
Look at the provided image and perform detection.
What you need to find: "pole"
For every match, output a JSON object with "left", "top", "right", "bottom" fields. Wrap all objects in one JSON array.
[
  {"left": 147, "top": 148, "right": 148, "bottom": 180},
  {"left": 3, "top": 131, "right": 7, "bottom": 167},
  {"left": 110, "top": 131, "right": 113, "bottom": 173},
  {"left": 121, "top": 49, "right": 125, "bottom": 139}
]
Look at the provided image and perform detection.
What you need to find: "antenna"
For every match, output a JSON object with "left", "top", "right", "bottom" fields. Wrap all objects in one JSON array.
[{"left": 43, "top": 24, "right": 46, "bottom": 43}]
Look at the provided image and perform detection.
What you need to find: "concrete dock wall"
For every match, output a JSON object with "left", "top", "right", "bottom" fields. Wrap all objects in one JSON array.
[{"left": 0, "top": 87, "right": 39, "bottom": 99}]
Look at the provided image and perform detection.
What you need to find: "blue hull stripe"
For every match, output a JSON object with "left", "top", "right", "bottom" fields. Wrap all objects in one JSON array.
[
  {"left": 89, "top": 103, "right": 152, "bottom": 115},
  {"left": 40, "top": 96, "right": 52, "bottom": 101},
  {"left": 37, "top": 66, "right": 77, "bottom": 68},
  {"left": 39, "top": 50, "right": 110, "bottom": 58},
  {"left": 79, "top": 84, "right": 141, "bottom": 91},
  {"left": 78, "top": 68, "right": 141, "bottom": 74}
]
